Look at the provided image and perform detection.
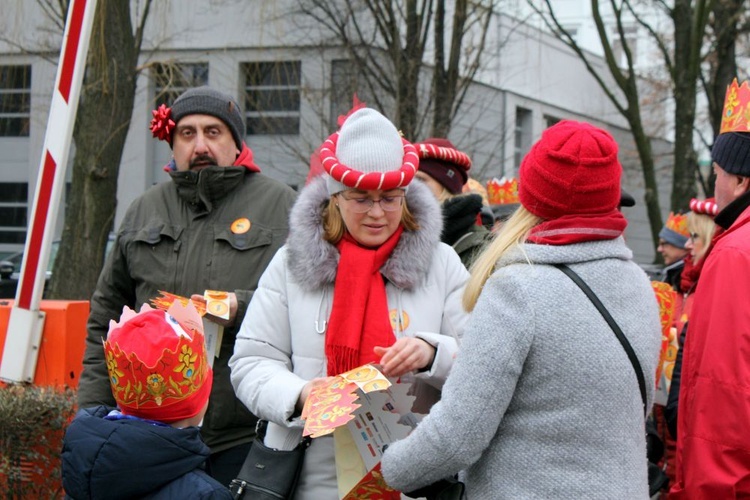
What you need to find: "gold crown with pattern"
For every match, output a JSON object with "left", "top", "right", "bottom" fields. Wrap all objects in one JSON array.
[
  {"left": 103, "top": 303, "right": 211, "bottom": 423},
  {"left": 487, "top": 177, "right": 520, "bottom": 205},
  {"left": 664, "top": 212, "right": 689, "bottom": 237},
  {"left": 720, "top": 78, "right": 750, "bottom": 134}
]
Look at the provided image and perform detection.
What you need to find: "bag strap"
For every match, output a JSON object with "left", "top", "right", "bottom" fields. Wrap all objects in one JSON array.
[{"left": 554, "top": 263, "right": 647, "bottom": 417}]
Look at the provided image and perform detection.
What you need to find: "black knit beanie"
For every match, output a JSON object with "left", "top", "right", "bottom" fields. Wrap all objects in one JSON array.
[
  {"left": 170, "top": 86, "right": 245, "bottom": 149},
  {"left": 711, "top": 132, "right": 750, "bottom": 177}
]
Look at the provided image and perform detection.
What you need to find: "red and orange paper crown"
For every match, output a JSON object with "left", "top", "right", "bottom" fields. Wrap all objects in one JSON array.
[
  {"left": 487, "top": 177, "right": 520, "bottom": 205},
  {"left": 103, "top": 303, "right": 212, "bottom": 423},
  {"left": 720, "top": 78, "right": 750, "bottom": 134},
  {"left": 664, "top": 212, "right": 689, "bottom": 237}
]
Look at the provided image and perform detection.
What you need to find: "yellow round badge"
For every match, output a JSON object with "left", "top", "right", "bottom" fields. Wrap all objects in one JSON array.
[
  {"left": 389, "top": 309, "right": 410, "bottom": 331},
  {"left": 231, "top": 218, "right": 251, "bottom": 234}
]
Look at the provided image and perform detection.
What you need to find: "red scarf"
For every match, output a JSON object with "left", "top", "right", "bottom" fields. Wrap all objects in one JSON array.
[
  {"left": 326, "top": 226, "right": 404, "bottom": 376},
  {"left": 234, "top": 143, "right": 261, "bottom": 172},
  {"left": 526, "top": 211, "right": 627, "bottom": 245}
]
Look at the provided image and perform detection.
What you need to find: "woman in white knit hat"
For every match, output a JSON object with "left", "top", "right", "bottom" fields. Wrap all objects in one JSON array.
[{"left": 229, "top": 107, "right": 469, "bottom": 498}]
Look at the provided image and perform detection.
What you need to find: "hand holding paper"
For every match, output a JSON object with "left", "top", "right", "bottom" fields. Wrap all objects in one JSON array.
[
  {"left": 190, "top": 290, "right": 237, "bottom": 327},
  {"left": 374, "top": 337, "right": 436, "bottom": 377}
]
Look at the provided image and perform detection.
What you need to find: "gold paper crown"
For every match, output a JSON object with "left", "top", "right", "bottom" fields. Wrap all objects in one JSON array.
[
  {"left": 487, "top": 177, "right": 520, "bottom": 205},
  {"left": 664, "top": 212, "right": 689, "bottom": 237},
  {"left": 103, "top": 303, "right": 210, "bottom": 420},
  {"left": 720, "top": 78, "right": 750, "bottom": 134}
]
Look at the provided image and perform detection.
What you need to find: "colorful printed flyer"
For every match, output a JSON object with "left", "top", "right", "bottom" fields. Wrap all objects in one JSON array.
[{"left": 301, "top": 364, "right": 422, "bottom": 499}]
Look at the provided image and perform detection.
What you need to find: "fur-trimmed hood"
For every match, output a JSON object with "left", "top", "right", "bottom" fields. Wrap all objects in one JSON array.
[{"left": 287, "top": 176, "right": 443, "bottom": 291}]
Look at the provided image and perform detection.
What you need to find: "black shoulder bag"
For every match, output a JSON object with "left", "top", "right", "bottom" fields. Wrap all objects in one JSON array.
[
  {"left": 229, "top": 420, "right": 312, "bottom": 500},
  {"left": 555, "top": 264, "right": 668, "bottom": 495},
  {"left": 554, "top": 264, "right": 647, "bottom": 415}
]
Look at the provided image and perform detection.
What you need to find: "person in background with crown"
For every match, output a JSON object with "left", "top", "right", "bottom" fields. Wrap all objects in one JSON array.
[
  {"left": 381, "top": 120, "right": 660, "bottom": 498},
  {"left": 671, "top": 79, "right": 750, "bottom": 498},
  {"left": 76, "top": 87, "right": 297, "bottom": 486},
  {"left": 62, "top": 305, "right": 232, "bottom": 499},
  {"left": 229, "top": 107, "right": 469, "bottom": 499},
  {"left": 486, "top": 177, "right": 521, "bottom": 233},
  {"left": 414, "top": 138, "right": 491, "bottom": 268},
  {"left": 652, "top": 198, "right": 722, "bottom": 496},
  {"left": 656, "top": 212, "right": 690, "bottom": 291}
]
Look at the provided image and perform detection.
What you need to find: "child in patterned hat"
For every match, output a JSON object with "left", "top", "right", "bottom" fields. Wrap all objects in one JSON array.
[{"left": 62, "top": 304, "right": 231, "bottom": 499}]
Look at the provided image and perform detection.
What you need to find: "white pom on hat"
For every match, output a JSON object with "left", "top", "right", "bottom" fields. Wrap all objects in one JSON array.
[{"left": 323, "top": 108, "right": 417, "bottom": 195}]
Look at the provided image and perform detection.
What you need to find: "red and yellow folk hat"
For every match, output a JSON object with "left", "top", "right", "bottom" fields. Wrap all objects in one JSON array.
[
  {"left": 103, "top": 303, "right": 212, "bottom": 423},
  {"left": 415, "top": 138, "right": 472, "bottom": 195},
  {"left": 689, "top": 197, "right": 718, "bottom": 217}
]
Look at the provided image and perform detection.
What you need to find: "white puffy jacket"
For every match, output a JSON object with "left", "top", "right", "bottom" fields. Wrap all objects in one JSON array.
[{"left": 230, "top": 177, "right": 469, "bottom": 499}]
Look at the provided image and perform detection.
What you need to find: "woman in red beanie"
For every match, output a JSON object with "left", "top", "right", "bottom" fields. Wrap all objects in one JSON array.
[{"left": 382, "top": 120, "right": 662, "bottom": 498}]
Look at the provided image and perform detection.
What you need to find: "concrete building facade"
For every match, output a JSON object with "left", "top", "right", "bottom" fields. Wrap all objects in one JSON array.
[{"left": 0, "top": 1, "right": 673, "bottom": 263}]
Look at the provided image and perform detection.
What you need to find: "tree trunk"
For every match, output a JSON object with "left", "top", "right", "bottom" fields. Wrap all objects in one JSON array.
[
  {"left": 705, "top": 0, "right": 743, "bottom": 196},
  {"left": 47, "top": 0, "right": 141, "bottom": 300},
  {"left": 432, "top": 0, "right": 467, "bottom": 138},
  {"left": 670, "top": 0, "right": 703, "bottom": 211}
]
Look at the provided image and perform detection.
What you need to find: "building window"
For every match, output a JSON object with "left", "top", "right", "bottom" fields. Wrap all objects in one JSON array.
[
  {"left": 544, "top": 114, "right": 561, "bottom": 128},
  {"left": 152, "top": 62, "right": 209, "bottom": 107},
  {"left": 0, "top": 183, "right": 28, "bottom": 244},
  {"left": 514, "top": 107, "right": 533, "bottom": 171},
  {"left": 242, "top": 61, "right": 301, "bottom": 135},
  {"left": 0, "top": 65, "right": 31, "bottom": 137}
]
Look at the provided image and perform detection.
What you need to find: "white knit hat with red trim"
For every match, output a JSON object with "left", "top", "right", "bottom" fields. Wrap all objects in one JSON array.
[{"left": 323, "top": 108, "right": 418, "bottom": 195}]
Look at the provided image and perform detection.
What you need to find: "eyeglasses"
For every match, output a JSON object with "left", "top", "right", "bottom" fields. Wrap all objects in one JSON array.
[{"left": 338, "top": 191, "right": 405, "bottom": 213}]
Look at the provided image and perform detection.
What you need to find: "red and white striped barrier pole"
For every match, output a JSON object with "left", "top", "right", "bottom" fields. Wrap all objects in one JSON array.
[{"left": 1, "top": 0, "right": 98, "bottom": 383}]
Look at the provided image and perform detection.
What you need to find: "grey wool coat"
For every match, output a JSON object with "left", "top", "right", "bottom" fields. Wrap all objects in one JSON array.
[
  {"left": 381, "top": 237, "right": 661, "bottom": 499},
  {"left": 229, "top": 177, "right": 469, "bottom": 500}
]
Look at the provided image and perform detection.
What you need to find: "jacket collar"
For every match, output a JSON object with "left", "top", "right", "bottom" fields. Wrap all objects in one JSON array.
[
  {"left": 169, "top": 166, "right": 245, "bottom": 212},
  {"left": 286, "top": 177, "right": 443, "bottom": 291},
  {"left": 715, "top": 189, "right": 750, "bottom": 230}
]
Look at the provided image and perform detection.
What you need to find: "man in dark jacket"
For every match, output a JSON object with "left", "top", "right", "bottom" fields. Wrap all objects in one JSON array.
[{"left": 76, "top": 86, "right": 297, "bottom": 486}]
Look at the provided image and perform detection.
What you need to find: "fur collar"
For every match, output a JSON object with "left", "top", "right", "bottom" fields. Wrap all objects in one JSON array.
[{"left": 287, "top": 177, "right": 443, "bottom": 291}]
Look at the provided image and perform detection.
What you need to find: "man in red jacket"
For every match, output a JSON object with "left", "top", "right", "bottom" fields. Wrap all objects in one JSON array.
[{"left": 671, "top": 84, "right": 750, "bottom": 496}]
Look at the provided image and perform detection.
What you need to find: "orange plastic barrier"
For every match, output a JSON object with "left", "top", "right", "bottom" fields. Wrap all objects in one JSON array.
[{"left": 0, "top": 299, "right": 89, "bottom": 388}]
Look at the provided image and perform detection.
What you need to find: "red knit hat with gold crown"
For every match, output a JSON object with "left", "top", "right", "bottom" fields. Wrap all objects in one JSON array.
[{"left": 103, "top": 304, "right": 212, "bottom": 423}]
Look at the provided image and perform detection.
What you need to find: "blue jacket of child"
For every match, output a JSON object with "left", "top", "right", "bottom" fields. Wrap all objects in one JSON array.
[{"left": 62, "top": 405, "right": 232, "bottom": 499}]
